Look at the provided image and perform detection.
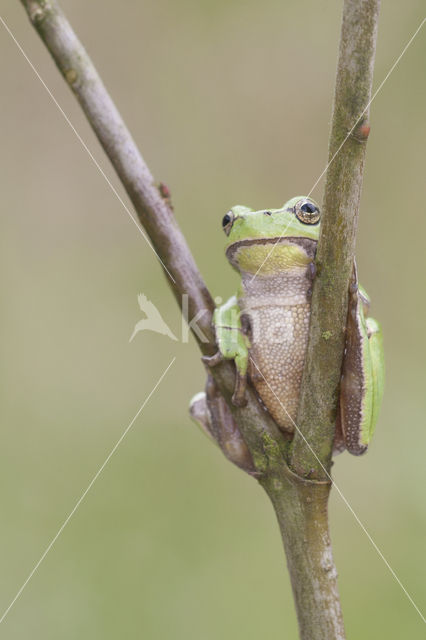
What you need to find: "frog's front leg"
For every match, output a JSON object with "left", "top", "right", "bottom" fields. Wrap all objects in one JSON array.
[
  {"left": 339, "top": 267, "right": 384, "bottom": 455},
  {"left": 202, "top": 295, "right": 250, "bottom": 407}
]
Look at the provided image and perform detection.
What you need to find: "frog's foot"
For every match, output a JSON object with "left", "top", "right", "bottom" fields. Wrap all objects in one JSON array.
[
  {"left": 305, "top": 261, "right": 317, "bottom": 298},
  {"left": 202, "top": 352, "right": 248, "bottom": 408},
  {"left": 189, "top": 385, "right": 256, "bottom": 475},
  {"left": 231, "top": 352, "right": 248, "bottom": 407},
  {"left": 189, "top": 391, "right": 216, "bottom": 443},
  {"left": 232, "top": 372, "right": 248, "bottom": 407},
  {"left": 201, "top": 351, "right": 223, "bottom": 367}
]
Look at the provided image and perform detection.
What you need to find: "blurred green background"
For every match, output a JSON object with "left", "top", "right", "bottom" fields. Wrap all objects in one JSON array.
[{"left": 1, "top": 1, "right": 425, "bottom": 637}]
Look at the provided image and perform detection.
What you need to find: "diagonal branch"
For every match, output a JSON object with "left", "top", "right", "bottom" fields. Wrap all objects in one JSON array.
[
  {"left": 19, "top": 0, "right": 285, "bottom": 464},
  {"left": 21, "top": 0, "right": 215, "bottom": 352}
]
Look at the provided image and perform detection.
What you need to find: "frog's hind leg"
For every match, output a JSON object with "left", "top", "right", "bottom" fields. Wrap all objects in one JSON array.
[
  {"left": 365, "top": 316, "right": 385, "bottom": 433},
  {"left": 339, "top": 267, "right": 384, "bottom": 455}
]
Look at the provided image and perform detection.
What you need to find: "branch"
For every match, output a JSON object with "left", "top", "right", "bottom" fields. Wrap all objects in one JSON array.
[
  {"left": 19, "top": 0, "right": 285, "bottom": 467},
  {"left": 260, "top": 473, "right": 344, "bottom": 639},
  {"left": 21, "top": 0, "right": 215, "bottom": 352},
  {"left": 19, "top": 1, "right": 380, "bottom": 638},
  {"left": 291, "top": 0, "right": 380, "bottom": 479}
]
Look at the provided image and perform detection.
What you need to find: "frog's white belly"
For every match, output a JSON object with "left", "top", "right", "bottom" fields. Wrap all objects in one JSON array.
[
  {"left": 232, "top": 237, "right": 316, "bottom": 433},
  {"left": 240, "top": 295, "right": 311, "bottom": 433}
]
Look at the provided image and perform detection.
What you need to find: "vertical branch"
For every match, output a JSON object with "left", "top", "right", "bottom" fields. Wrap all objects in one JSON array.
[
  {"left": 291, "top": 0, "right": 381, "bottom": 478},
  {"left": 261, "top": 469, "right": 345, "bottom": 640}
]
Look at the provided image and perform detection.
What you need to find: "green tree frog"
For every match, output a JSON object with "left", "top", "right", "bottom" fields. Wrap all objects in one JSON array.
[{"left": 191, "top": 196, "right": 384, "bottom": 462}]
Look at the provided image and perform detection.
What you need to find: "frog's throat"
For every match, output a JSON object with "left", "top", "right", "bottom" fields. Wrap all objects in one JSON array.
[{"left": 226, "top": 236, "right": 317, "bottom": 275}]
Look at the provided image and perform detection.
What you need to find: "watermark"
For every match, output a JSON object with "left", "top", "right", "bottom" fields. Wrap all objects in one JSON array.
[
  {"left": 130, "top": 293, "right": 301, "bottom": 346},
  {"left": 130, "top": 293, "right": 214, "bottom": 344},
  {"left": 129, "top": 294, "right": 178, "bottom": 342}
]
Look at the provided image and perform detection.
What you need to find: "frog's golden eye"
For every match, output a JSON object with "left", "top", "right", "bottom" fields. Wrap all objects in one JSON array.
[
  {"left": 222, "top": 211, "right": 234, "bottom": 235},
  {"left": 295, "top": 199, "right": 320, "bottom": 225}
]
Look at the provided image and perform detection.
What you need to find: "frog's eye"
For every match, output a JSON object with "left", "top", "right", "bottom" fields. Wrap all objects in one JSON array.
[
  {"left": 295, "top": 199, "right": 321, "bottom": 225},
  {"left": 222, "top": 211, "right": 234, "bottom": 235}
]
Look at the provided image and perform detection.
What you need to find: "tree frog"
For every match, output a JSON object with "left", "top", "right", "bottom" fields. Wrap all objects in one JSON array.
[{"left": 190, "top": 196, "right": 384, "bottom": 458}]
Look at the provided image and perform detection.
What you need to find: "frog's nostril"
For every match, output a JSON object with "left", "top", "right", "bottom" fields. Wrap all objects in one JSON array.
[{"left": 263, "top": 211, "right": 272, "bottom": 216}]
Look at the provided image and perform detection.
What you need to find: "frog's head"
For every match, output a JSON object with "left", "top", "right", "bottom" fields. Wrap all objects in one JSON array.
[
  {"left": 222, "top": 196, "right": 321, "bottom": 245},
  {"left": 222, "top": 196, "right": 321, "bottom": 275}
]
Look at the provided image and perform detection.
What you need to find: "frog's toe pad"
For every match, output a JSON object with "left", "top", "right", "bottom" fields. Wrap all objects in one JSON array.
[
  {"left": 202, "top": 352, "right": 223, "bottom": 367},
  {"left": 231, "top": 391, "right": 248, "bottom": 407}
]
